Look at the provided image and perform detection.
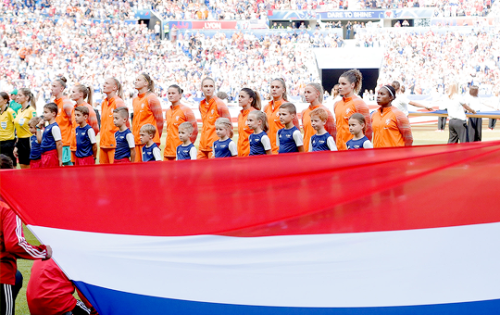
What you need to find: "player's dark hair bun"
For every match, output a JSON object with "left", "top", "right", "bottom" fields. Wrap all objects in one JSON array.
[{"left": 0, "top": 154, "right": 14, "bottom": 169}]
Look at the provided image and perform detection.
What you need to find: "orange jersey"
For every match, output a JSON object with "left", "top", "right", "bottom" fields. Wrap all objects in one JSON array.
[
  {"left": 132, "top": 93, "right": 164, "bottom": 145},
  {"left": 54, "top": 97, "right": 74, "bottom": 146},
  {"left": 100, "top": 96, "right": 127, "bottom": 149},
  {"left": 301, "top": 104, "right": 336, "bottom": 152},
  {"left": 237, "top": 107, "right": 256, "bottom": 157},
  {"left": 263, "top": 99, "right": 300, "bottom": 154},
  {"left": 69, "top": 103, "right": 100, "bottom": 151},
  {"left": 199, "top": 96, "right": 231, "bottom": 152},
  {"left": 334, "top": 96, "right": 372, "bottom": 150},
  {"left": 371, "top": 106, "right": 413, "bottom": 148},
  {"left": 164, "top": 104, "right": 198, "bottom": 158}
]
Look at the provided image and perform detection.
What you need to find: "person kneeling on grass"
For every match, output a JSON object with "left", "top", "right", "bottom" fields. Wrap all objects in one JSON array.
[{"left": 27, "top": 258, "right": 98, "bottom": 315}]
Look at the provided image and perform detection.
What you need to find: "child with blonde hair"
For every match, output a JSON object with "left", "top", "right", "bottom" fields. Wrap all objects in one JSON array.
[
  {"left": 140, "top": 124, "right": 161, "bottom": 162},
  {"left": 28, "top": 117, "right": 43, "bottom": 168},
  {"left": 176, "top": 122, "right": 197, "bottom": 160},
  {"left": 247, "top": 111, "right": 272, "bottom": 156},
  {"left": 308, "top": 108, "right": 337, "bottom": 152},
  {"left": 212, "top": 118, "right": 237, "bottom": 158},
  {"left": 347, "top": 113, "right": 373, "bottom": 149}
]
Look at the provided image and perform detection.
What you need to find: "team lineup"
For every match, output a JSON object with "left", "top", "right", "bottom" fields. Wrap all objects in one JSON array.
[{"left": 1, "top": 68, "right": 419, "bottom": 169}]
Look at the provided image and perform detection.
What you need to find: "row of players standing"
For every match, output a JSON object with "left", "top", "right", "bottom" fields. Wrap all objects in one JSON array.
[{"left": 4, "top": 69, "right": 414, "bottom": 168}]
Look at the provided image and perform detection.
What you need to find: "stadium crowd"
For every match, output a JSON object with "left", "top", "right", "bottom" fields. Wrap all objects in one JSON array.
[
  {"left": 2, "top": 6, "right": 498, "bottom": 106},
  {"left": 1, "top": 10, "right": 340, "bottom": 104},
  {"left": 2, "top": 0, "right": 494, "bottom": 21},
  {"left": 355, "top": 27, "right": 500, "bottom": 95}
]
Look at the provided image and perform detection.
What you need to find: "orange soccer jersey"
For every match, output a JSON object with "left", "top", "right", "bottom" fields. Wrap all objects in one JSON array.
[
  {"left": 132, "top": 92, "right": 164, "bottom": 145},
  {"left": 263, "top": 99, "right": 300, "bottom": 154},
  {"left": 100, "top": 96, "right": 127, "bottom": 149},
  {"left": 237, "top": 107, "right": 256, "bottom": 157},
  {"left": 198, "top": 96, "right": 231, "bottom": 152},
  {"left": 334, "top": 96, "right": 372, "bottom": 150},
  {"left": 164, "top": 104, "right": 198, "bottom": 158},
  {"left": 301, "top": 104, "right": 336, "bottom": 152},
  {"left": 371, "top": 106, "right": 413, "bottom": 148},
  {"left": 54, "top": 97, "right": 74, "bottom": 146},
  {"left": 69, "top": 103, "right": 100, "bottom": 152}
]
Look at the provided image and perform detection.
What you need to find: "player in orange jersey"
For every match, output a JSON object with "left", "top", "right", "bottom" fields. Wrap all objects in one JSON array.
[
  {"left": 302, "top": 83, "right": 336, "bottom": 152},
  {"left": 164, "top": 85, "right": 197, "bottom": 161},
  {"left": 69, "top": 84, "right": 99, "bottom": 163},
  {"left": 237, "top": 88, "right": 261, "bottom": 157},
  {"left": 51, "top": 76, "right": 74, "bottom": 165},
  {"left": 197, "top": 77, "right": 231, "bottom": 159},
  {"left": 334, "top": 69, "right": 372, "bottom": 150},
  {"left": 132, "top": 73, "right": 164, "bottom": 162},
  {"left": 371, "top": 85, "right": 413, "bottom": 148},
  {"left": 263, "top": 78, "right": 299, "bottom": 154},
  {"left": 100, "top": 77, "right": 127, "bottom": 164}
]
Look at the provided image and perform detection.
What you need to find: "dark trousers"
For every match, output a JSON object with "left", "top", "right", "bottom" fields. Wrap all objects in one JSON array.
[
  {"left": 489, "top": 118, "right": 497, "bottom": 129},
  {"left": 94, "top": 109, "right": 101, "bottom": 128},
  {"left": 467, "top": 117, "right": 482, "bottom": 142},
  {"left": 62, "top": 301, "right": 91, "bottom": 315},
  {"left": 448, "top": 118, "right": 468, "bottom": 143},
  {"left": 0, "top": 271, "right": 23, "bottom": 315},
  {"left": 0, "top": 139, "right": 17, "bottom": 167},
  {"left": 438, "top": 116, "right": 447, "bottom": 130}
]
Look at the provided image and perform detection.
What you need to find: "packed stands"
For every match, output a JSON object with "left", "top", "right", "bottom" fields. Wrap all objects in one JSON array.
[
  {"left": 1, "top": 0, "right": 498, "bottom": 105},
  {"left": 356, "top": 27, "right": 500, "bottom": 95}
]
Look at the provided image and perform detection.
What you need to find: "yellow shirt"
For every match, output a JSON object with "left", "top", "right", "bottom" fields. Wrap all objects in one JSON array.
[
  {"left": 0, "top": 107, "right": 16, "bottom": 141},
  {"left": 14, "top": 106, "right": 36, "bottom": 139}
]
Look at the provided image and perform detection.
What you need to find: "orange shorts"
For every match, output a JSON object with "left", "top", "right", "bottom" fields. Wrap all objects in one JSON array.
[
  {"left": 134, "top": 145, "right": 144, "bottom": 162},
  {"left": 197, "top": 150, "right": 212, "bottom": 160},
  {"left": 99, "top": 148, "right": 115, "bottom": 164}
]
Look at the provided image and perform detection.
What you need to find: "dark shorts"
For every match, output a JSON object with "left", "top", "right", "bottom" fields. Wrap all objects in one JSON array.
[{"left": 16, "top": 137, "right": 31, "bottom": 165}]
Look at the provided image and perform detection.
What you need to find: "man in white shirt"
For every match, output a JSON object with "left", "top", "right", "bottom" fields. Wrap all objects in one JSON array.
[
  {"left": 466, "top": 86, "right": 485, "bottom": 142},
  {"left": 391, "top": 81, "right": 433, "bottom": 116},
  {"left": 447, "top": 90, "right": 476, "bottom": 144}
]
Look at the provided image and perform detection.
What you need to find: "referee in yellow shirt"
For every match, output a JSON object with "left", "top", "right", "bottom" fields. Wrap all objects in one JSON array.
[
  {"left": 0, "top": 92, "right": 17, "bottom": 167},
  {"left": 14, "top": 88, "right": 37, "bottom": 169}
]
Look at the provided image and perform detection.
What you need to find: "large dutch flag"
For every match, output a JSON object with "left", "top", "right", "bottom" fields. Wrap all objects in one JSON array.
[{"left": 2, "top": 141, "right": 500, "bottom": 314}]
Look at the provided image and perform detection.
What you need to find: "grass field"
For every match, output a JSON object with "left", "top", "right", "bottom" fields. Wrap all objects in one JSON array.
[{"left": 12, "top": 121, "right": 500, "bottom": 314}]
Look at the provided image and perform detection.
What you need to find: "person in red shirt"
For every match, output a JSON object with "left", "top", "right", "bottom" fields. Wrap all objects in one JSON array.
[
  {"left": 0, "top": 155, "right": 52, "bottom": 315},
  {"left": 27, "top": 259, "right": 97, "bottom": 315}
]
